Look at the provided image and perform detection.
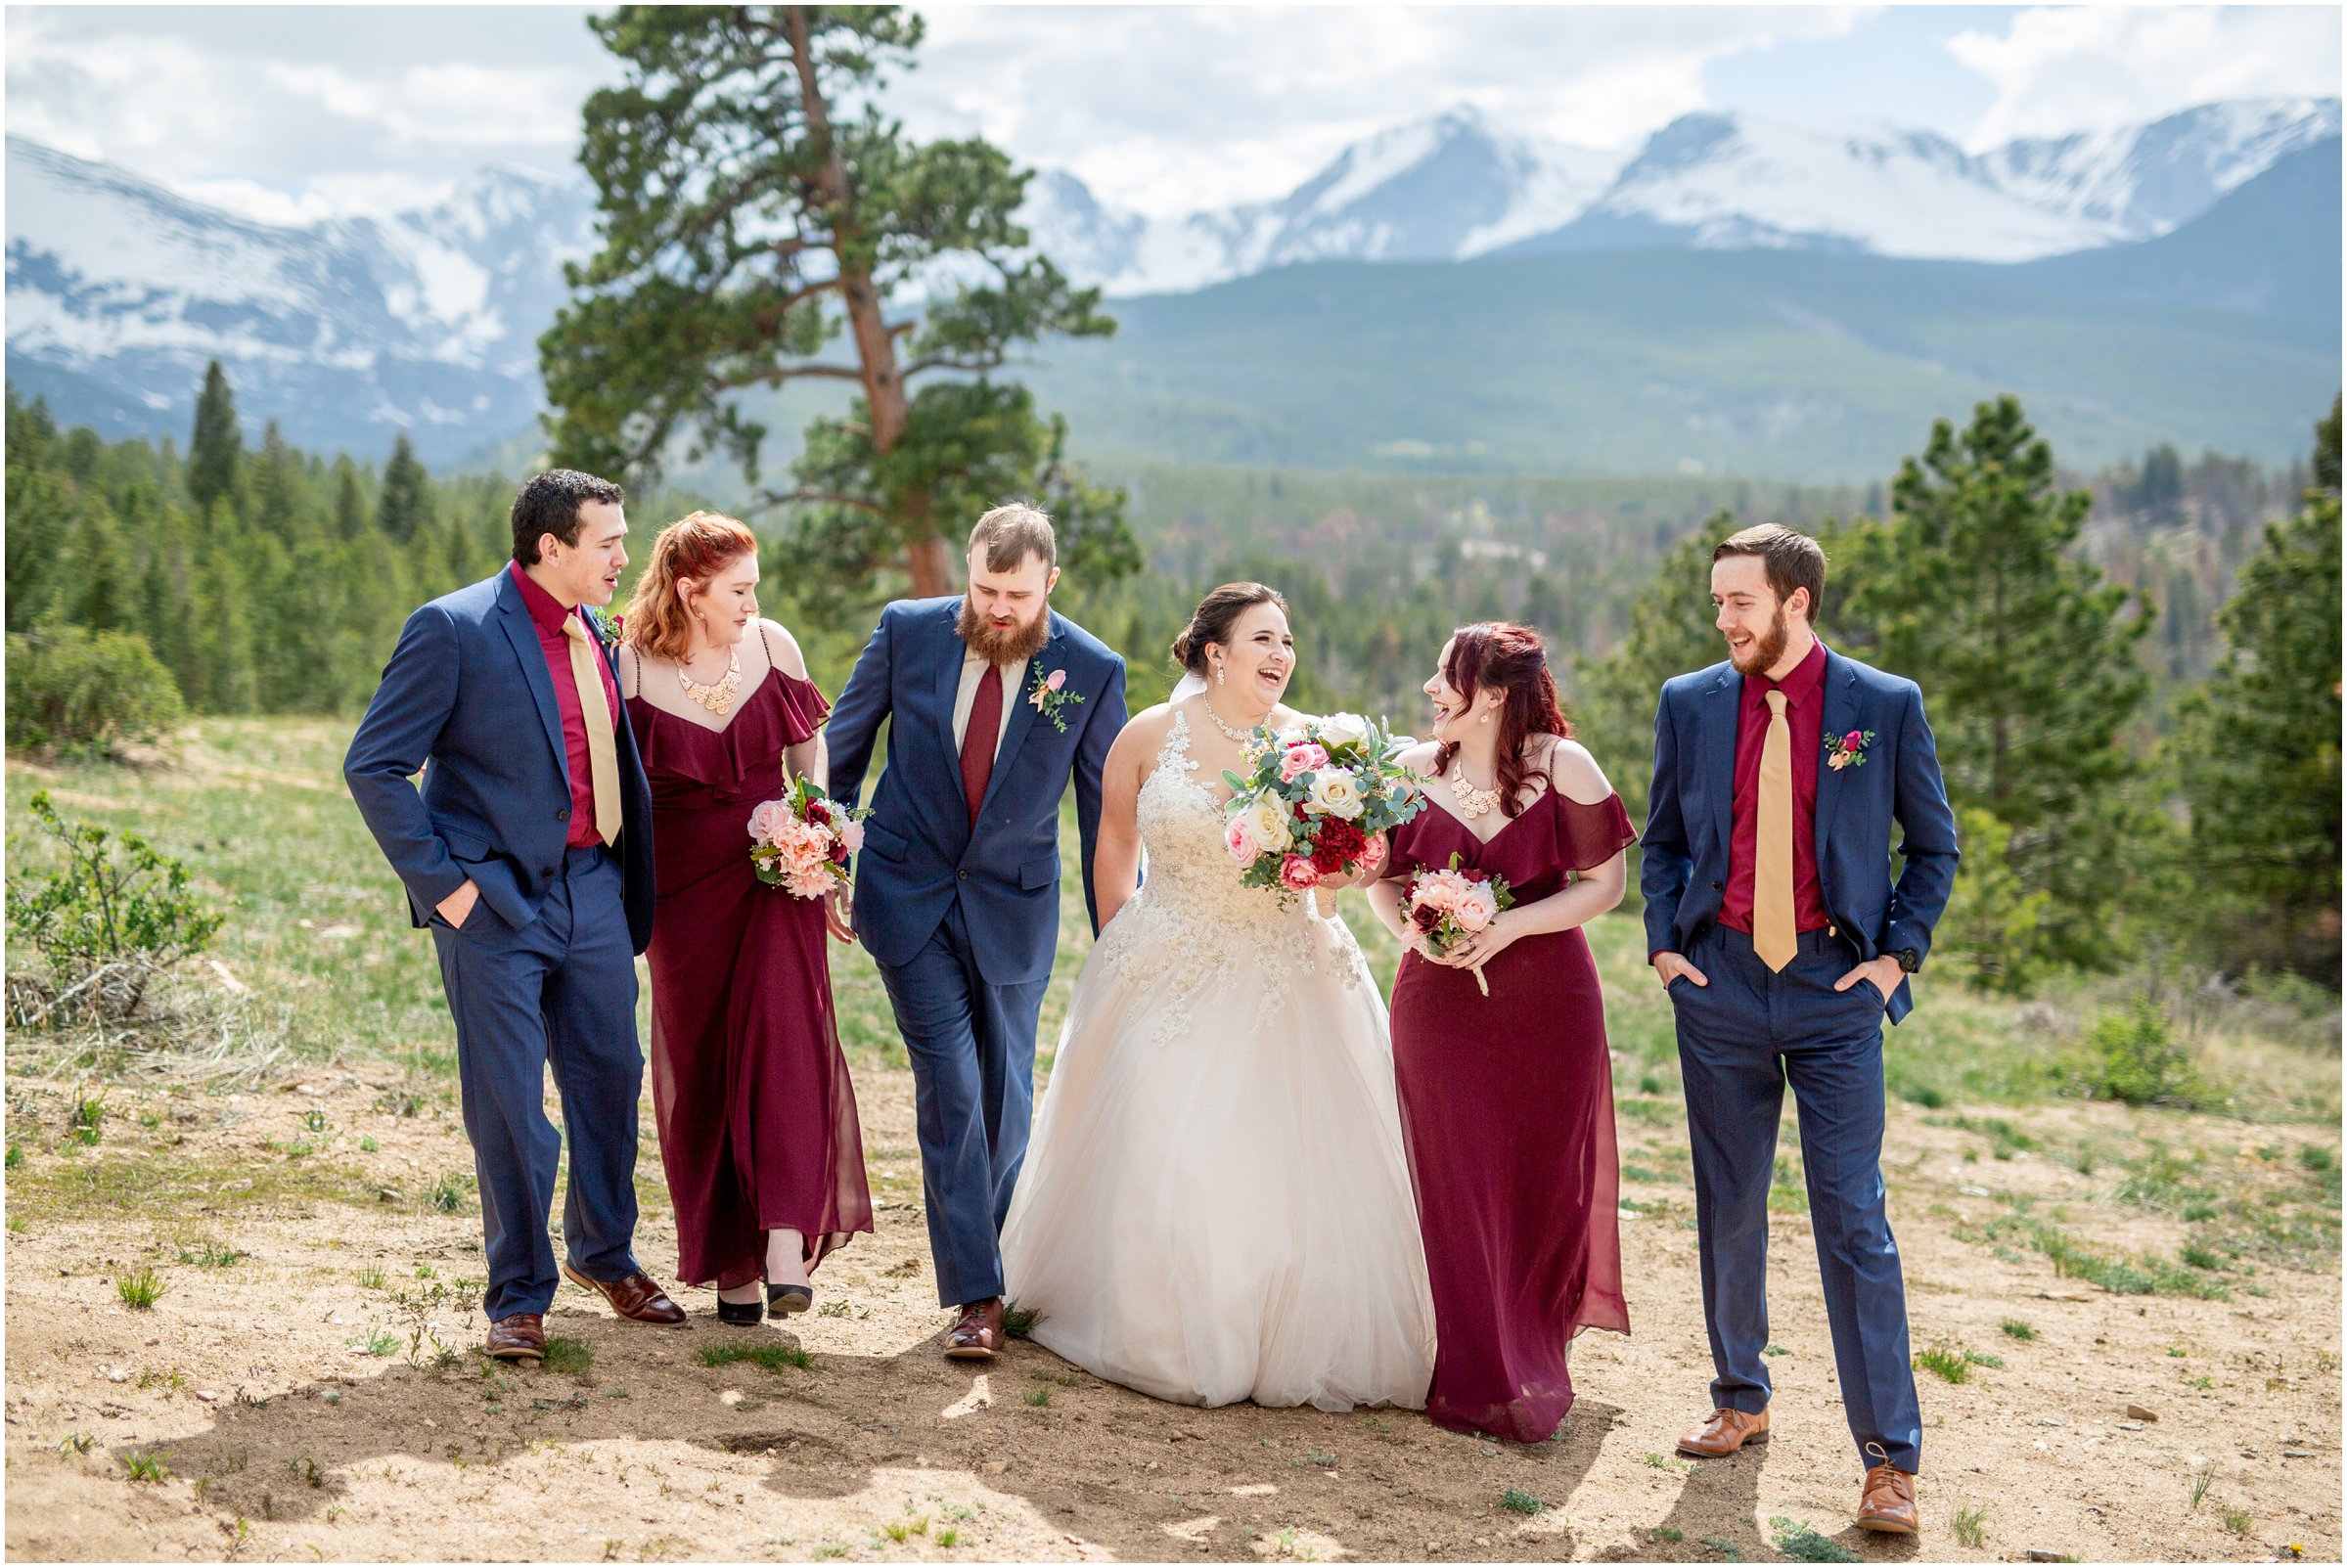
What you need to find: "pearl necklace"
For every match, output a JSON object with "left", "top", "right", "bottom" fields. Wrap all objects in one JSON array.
[
  {"left": 677, "top": 646, "right": 743, "bottom": 715},
  {"left": 1450, "top": 766, "right": 1504, "bottom": 820},
  {"left": 1200, "top": 696, "right": 1266, "bottom": 744}
]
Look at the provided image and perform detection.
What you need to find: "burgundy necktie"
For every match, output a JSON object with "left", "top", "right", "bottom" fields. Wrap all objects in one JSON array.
[{"left": 960, "top": 663, "right": 1004, "bottom": 828}]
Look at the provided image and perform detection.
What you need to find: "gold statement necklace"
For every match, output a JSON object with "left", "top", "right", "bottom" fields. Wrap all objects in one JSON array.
[
  {"left": 1451, "top": 766, "right": 1504, "bottom": 820},
  {"left": 678, "top": 646, "right": 743, "bottom": 716}
]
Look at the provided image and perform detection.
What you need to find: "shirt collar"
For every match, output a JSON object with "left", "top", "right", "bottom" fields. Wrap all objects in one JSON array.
[
  {"left": 508, "top": 560, "right": 578, "bottom": 638},
  {"left": 1749, "top": 635, "right": 1828, "bottom": 705}
]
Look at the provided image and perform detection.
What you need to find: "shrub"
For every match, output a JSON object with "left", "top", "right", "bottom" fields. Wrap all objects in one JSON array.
[
  {"left": 1934, "top": 807, "right": 2059, "bottom": 996},
  {"left": 2075, "top": 1000, "right": 2198, "bottom": 1106},
  {"left": 5, "top": 628, "right": 185, "bottom": 757},
  {"left": 5, "top": 792, "right": 224, "bottom": 1025}
]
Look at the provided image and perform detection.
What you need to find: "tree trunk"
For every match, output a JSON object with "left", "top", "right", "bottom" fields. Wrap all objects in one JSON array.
[{"left": 784, "top": 6, "right": 949, "bottom": 600}]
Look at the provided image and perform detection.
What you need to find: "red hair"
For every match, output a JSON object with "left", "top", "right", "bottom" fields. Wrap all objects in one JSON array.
[
  {"left": 621, "top": 511, "right": 759, "bottom": 659},
  {"left": 1432, "top": 622, "right": 1572, "bottom": 818}
]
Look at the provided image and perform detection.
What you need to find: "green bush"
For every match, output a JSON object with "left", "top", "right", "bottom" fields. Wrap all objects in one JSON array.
[
  {"left": 1934, "top": 807, "right": 2059, "bottom": 996},
  {"left": 5, "top": 628, "right": 186, "bottom": 756},
  {"left": 2075, "top": 1000, "right": 2199, "bottom": 1106},
  {"left": 4, "top": 791, "right": 224, "bottom": 1023}
]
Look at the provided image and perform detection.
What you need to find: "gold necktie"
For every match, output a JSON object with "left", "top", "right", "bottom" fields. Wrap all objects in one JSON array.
[
  {"left": 1754, "top": 688, "right": 1797, "bottom": 972},
  {"left": 564, "top": 617, "right": 624, "bottom": 846}
]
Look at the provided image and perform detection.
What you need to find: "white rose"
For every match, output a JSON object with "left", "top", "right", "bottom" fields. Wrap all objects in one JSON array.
[
  {"left": 1241, "top": 793, "right": 1294, "bottom": 853},
  {"left": 1307, "top": 769, "right": 1365, "bottom": 820},
  {"left": 1317, "top": 712, "right": 1370, "bottom": 749}
]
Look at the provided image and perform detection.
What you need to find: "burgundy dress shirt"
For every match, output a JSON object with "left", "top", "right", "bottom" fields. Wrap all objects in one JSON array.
[
  {"left": 1719, "top": 637, "right": 1831, "bottom": 936},
  {"left": 507, "top": 560, "right": 621, "bottom": 850}
]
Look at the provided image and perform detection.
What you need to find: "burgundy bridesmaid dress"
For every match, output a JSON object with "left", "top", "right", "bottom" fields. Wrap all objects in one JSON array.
[
  {"left": 625, "top": 667, "right": 873, "bottom": 1291},
  {"left": 1387, "top": 784, "right": 1638, "bottom": 1443}
]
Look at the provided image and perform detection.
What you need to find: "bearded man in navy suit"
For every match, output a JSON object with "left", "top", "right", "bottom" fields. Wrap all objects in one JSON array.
[
  {"left": 1642, "top": 524, "right": 1959, "bottom": 1536},
  {"left": 825, "top": 504, "right": 1128, "bottom": 1362}
]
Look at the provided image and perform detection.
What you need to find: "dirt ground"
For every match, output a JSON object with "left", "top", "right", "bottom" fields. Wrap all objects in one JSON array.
[{"left": 4, "top": 1062, "right": 2338, "bottom": 1565}]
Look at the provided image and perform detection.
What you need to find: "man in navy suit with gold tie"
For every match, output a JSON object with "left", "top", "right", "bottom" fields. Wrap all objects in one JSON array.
[{"left": 1642, "top": 524, "right": 1959, "bottom": 1535}]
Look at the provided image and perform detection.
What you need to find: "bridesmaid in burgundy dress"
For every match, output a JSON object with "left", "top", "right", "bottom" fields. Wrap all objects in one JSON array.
[
  {"left": 1368, "top": 622, "right": 1637, "bottom": 1443},
  {"left": 618, "top": 513, "right": 872, "bottom": 1324}
]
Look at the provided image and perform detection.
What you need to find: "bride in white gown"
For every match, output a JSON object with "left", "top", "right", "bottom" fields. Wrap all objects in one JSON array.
[{"left": 999, "top": 583, "right": 1435, "bottom": 1411}]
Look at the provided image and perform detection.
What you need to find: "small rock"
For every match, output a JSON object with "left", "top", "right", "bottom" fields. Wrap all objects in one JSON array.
[
  {"left": 2039, "top": 1417, "right": 2063, "bottom": 1427},
  {"left": 1960, "top": 1185, "right": 1990, "bottom": 1196},
  {"left": 2126, "top": 1404, "right": 2159, "bottom": 1421},
  {"left": 424, "top": 1418, "right": 437, "bottom": 1429},
  {"left": 106, "top": 1368, "right": 128, "bottom": 1384},
  {"left": 194, "top": 1391, "right": 217, "bottom": 1404},
  {"left": 979, "top": 1459, "right": 1008, "bottom": 1476},
  {"left": 2026, "top": 1551, "right": 2066, "bottom": 1562},
  {"left": 2116, "top": 1421, "right": 2143, "bottom": 1431}
]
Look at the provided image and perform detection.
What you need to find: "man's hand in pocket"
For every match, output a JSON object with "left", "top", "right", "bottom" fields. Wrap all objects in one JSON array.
[{"left": 436, "top": 878, "right": 480, "bottom": 929}]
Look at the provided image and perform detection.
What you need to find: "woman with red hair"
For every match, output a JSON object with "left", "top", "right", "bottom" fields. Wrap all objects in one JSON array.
[
  {"left": 619, "top": 513, "right": 872, "bottom": 1325},
  {"left": 1368, "top": 622, "right": 1637, "bottom": 1443}
]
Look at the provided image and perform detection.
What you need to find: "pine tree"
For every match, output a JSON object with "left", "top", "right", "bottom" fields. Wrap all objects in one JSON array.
[
  {"left": 541, "top": 4, "right": 1130, "bottom": 610},
  {"left": 377, "top": 433, "right": 431, "bottom": 543},
  {"left": 1828, "top": 395, "right": 2153, "bottom": 975},
  {"left": 332, "top": 459, "right": 367, "bottom": 542},
  {"left": 187, "top": 360, "right": 245, "bottom": 519},
  {"left": 252, "top": 419, "right": 299, "bottom": 537},
  {"left": 2173, "top": 394, "right": 2343, "bottom": 980}
]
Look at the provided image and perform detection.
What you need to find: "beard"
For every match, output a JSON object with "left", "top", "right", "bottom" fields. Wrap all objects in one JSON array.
[
  {"left": 958, "top": 595, "right": 1053, "bottom": 665},
  {"left": 1729, "top": 603, "right": 1790, "bottom": 676}
]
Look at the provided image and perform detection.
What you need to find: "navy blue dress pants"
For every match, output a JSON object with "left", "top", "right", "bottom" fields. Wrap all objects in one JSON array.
[
  {"left": 875, "top": 898, "right": 1049, "bottom": 1309},
  {"left": 1670, "top": 922, "right": 1922, "bottom": 1474},
  {"left": 430, "top": 844, "right": 645, "bottom": 1322}
]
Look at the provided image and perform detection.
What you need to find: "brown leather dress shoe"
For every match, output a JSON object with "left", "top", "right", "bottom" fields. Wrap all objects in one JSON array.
[
  {"left": 1677, "top": 1407, "right": 1771, "bottom": 1457},
  {"left": 486, "top": 1313, "right": 546, "bottom": 1365},
  {"left": 1858, "top": 1462, "right": 1918, "bottom": 1534},
  {"left": 562, "top": 1263, "right": 687, "bottom": 1324},
  {"left": 944, "top": 1297, "right": 1007, "bottom": 1361}
]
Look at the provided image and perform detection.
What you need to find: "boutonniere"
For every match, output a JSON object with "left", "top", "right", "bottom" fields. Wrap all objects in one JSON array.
[
  {"left": 584, "top": 605, "right": 624, "bottom": 653},
  {"left": 1026, "top": 665, "right": 1084, "bottom": 733},
  {"left": 1825, "top": 728, "right": 1875, "bottom": 771}
]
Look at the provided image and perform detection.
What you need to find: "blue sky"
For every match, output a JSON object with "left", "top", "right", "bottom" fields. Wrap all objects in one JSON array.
[{"left": 6, "top": 4, "right": 2337, "bottom": 222}]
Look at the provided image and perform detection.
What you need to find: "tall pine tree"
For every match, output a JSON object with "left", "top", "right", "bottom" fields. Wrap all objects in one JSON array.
[
  {"left": 377, "top": 433, "right": 431, "bottom": 544},
  {"left": 540, "top": 4, "right": 1131, "bottom": 609},
  {"left": 187, "top": 359, "right": 244, "bottom": 519}
]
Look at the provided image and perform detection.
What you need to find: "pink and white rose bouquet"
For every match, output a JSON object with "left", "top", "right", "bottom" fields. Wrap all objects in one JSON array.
[
  {"left": 749, "top": 777, "right": 868, "bottom": 899},
  {"left": 1404, "top": 852, "right": 1516, "bottom": 995},
  {"left": 1220, "top": 711, "right": 1423, "bottom": 904}
]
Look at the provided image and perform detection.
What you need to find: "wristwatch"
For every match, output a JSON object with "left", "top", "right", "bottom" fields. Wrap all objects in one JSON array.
[{"left": 1890, "top": 948, "right": 1922, "bottom": 974}]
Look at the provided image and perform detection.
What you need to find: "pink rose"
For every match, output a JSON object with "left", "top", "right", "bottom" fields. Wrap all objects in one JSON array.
[
  {"left": 746, "top": 800, "right": 793, "bottom": 845},
  {"left": 1046, "top": 668, "right": 1067, "bottom": 691},
  {"left": 1843, "top": 730, "right": 1865, "bottom": 750},
  {"left": 1280, "top": 742, "right": 1330, "bottom": 782},
  {"left": 1454, "top": 885, "right": 1500, "bottom": 932},
  {"left": 1279, "top": 854, "right": 1323, "bottom": 891},
  {"left": 836, "top": 818, "right": 865, "bottom": 854},
  {"left": 1225, "top": 817, "right": 1261, "bottom": 864}
]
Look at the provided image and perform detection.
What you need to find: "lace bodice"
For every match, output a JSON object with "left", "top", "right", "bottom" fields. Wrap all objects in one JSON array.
[{"left": 1086, "top": 711, "right": 1376, "bottom": 1022}]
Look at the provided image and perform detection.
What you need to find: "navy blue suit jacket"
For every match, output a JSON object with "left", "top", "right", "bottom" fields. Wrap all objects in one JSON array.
[
  {"left": 1641, "top": 646, "right": 1959, "bottom": 1024},
  {"left": 343, "top": 569, "right": 657, "bottom": 954},
  {"left": 825, "top": 599, "right": 1127, "bottom": 986}
]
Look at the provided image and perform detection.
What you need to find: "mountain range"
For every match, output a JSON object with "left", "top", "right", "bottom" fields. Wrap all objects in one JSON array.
[{"left": 4, "top": 95, "right": 2338, "bottom": 476}]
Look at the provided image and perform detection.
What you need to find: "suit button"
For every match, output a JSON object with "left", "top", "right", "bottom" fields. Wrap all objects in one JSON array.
[
  {"left": 557, "top": 808, "right": 570, "bottom": 822},
  {"left": 958, "top": 871, "right": 968, "bottom": 880},
  {"left": 1711, "top": 880, "right": 1724, "bottom": 890}
]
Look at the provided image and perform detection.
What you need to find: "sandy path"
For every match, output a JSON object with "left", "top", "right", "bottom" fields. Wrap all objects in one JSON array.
[{"left": 4, "top": 1063, "right": 2338, "bottom": 1564}]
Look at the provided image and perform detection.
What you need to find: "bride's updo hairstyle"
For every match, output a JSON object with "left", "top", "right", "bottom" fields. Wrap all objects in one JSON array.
[
  {"left": 1433, "top": 622, "right": 1572, "bottom": 819},
  {"left": 622, "top": 511, "right": 760, "bottom": 660},
  {"left": 1171, "top": 582, "right": 1287, "bottom": 677}
]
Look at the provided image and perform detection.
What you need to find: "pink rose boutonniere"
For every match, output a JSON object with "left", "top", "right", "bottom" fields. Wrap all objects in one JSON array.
[
  {"left": 1825, "top": 728, "right": 1876, "bottom": 771},
  {"left": 1026, "top": 666, "right": 1084, "bottom": 733}
]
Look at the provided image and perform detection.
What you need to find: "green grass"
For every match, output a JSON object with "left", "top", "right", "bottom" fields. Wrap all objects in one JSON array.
[
  {"left": 1914, "top": 1347, "right": 1970, "bottom": 1384},
  {"left": 1500, "top": 1486, "right": 1546, "bottom": 1516},
  {"left": 350, "top": 1328, "right": 400, "bottom": 1358},
  {"left": 173, "top": 1237, "right": 244, "bottom": 1269},
  {"left": 115, "top": 1268, "right": 164, "bottom": 1310},
  {"left": 697, "top": 1341, "right": 812, "bottom": 1374},
  {"left": 542, "top": 1337, "right": 593, "bottom": 1376},
  {"left": 1023, "top": 1386, "right": 1052, "bottom": 1408},
  {"left": 1999, "top": 1319, "right": 2038, "bottom": 1341},
  {"left": 1951, "top": 1502, "right": 1990, "bottom": 1548},
  {"left": 1003, "top": 1301, "right": 1042, "bottom": 1339},
  {"left": 357, "top": 1265, "right": 386, "bottom": 1290},
  {"left": 1770, "top": 1517, "right": 1858, "bottom": 1563},
  {"left": 2189, "top": 1462, "right": 2216, "bottom": 1509},
  {"left": 1963, "top": 1348, "right": 2004, "bottom": 1369}
]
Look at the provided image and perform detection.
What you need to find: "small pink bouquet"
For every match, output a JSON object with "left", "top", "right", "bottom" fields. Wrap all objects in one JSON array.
[
  {"left": 748, "top": 777, "right": 868, "bottom": 899},
  {"left": 1404, "top": 852, "right": 1515, "bottom": 995}
]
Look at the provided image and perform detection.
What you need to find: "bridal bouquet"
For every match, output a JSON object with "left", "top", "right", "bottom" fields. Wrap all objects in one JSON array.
[
  {"left": 1220, "top": 712, "right": 1423, "bottom": 903},
  {"left": 748, "top": 777, "right": 867, "bottom": 899},
  {"left": 1404, "top": 853, "right": 1516, "bottom": 995}
]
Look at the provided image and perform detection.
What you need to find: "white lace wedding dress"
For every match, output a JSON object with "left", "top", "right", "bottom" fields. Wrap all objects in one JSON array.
[{"left": 998, "top": 711, "right": 1436, "bottom": 1411}]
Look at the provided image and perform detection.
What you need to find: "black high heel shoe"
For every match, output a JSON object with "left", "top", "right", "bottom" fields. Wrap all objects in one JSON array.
[
  {"left": 717, "top": 1295, "right": 767, "bottom": 1325},
  {"left": 767, "top": 1282, "right": 813, "bottom": 1318}
]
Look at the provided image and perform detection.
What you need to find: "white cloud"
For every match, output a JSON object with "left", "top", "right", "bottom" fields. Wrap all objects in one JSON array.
[{"left": 1950, "top": 5, "right": 2342, "bottom": 147}]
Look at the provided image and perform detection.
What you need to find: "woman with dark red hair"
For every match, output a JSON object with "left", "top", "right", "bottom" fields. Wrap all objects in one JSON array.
[
  {"left": 619, "top": 513, "right": 872, "bottom": 1326},
  {"left": 1367, "top": 622, "right": 1637, "bottom": 1443}
]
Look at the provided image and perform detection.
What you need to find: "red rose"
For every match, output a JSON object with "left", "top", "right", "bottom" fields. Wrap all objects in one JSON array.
[
  {"left": 1412, "top": 905, "right": 1443, "bottom": 932},
  {"left": 806, "top": 800, "right": 833, "bottom": 823},
  {"left": 1842, "top": 730, "right": 1864, "bottom": 749}
]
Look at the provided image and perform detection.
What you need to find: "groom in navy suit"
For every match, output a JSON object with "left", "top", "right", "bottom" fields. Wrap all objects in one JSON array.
[
  {"left": 345, "top": 470, "right": 685, "bottom": 1365},
  {"left": 827, "top": 504, "right": 1127, "bottom": 1360},
  {"left": 1643, "top": 524, "right": 1958, "bottom": 1535}
]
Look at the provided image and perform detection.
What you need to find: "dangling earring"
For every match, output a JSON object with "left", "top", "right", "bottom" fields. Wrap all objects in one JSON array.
[{"left": 1216, "top": 663, "right": 1226, "bottom": 687}]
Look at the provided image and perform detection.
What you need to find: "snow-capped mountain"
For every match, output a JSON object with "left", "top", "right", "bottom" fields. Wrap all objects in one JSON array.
[
  {"left": 5, "top": 135, "right": 594, "bottom": 462},
  {"left": 1026, "top": 96, "right": 2342, "bottom": 289}
]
